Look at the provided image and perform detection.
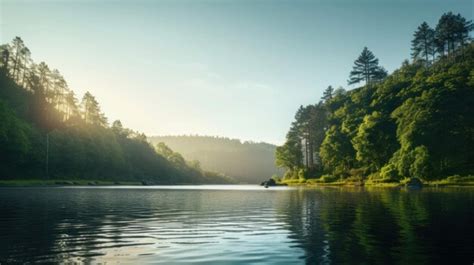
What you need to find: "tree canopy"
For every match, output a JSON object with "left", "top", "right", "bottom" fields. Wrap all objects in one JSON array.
[
  {"left": 0, "top": 37, "right": 233, "bottom": 184},
  {"left": 348, "top": 47, "right": 387, "bottom": 85},
  {"left": 277, "top": 12, "right": 474, "bottom": 183}
]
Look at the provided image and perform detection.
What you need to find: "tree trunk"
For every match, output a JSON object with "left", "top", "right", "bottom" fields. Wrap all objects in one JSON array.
[
  {"left": 304, "top": 135, "right": 309, "bottom": 169},
  {"left": 309, "top": 130, "right": 314, "bottom": 168}
]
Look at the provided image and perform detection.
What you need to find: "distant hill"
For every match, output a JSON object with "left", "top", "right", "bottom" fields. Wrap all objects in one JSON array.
[{"left": 148, "top": 135, "right": 283, "bottom": 183}]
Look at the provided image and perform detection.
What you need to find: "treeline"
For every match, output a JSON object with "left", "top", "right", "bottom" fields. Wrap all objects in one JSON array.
[
  {"left": 149, "top": 135, "right": 283, "bottom": 183},
  {"left": 276, "top": 12, "right": 474, "bottom": 182},
  {"left": 0, "top": 38, "right": 232, "bottom": 184}
]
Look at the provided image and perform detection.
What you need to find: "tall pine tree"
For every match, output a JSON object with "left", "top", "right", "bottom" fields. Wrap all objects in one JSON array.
[
  {"left": 412, "top": 22, "right": 435, "bottom": 63},
  {"left": 348, "top": 47, "right": 386, "bottom": 85}
]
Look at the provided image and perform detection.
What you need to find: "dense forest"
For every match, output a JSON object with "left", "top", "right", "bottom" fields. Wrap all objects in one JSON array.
[
  {"left": 0, "top": 38, "right": 232, "bottom": 184},
  {"left": 149, "top": 135, "right": 283, "bottom": 183},
  {"left": 276, "top": 12, "right": 474, "bottom": 183}
]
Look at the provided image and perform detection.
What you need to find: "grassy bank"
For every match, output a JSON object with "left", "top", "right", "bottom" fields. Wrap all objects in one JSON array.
[
  {"left": 279, "top": 175, "right": 474, "bottom": 188},
  {"left": 0, "top": 179, "right": 143, "bottom": 187}
]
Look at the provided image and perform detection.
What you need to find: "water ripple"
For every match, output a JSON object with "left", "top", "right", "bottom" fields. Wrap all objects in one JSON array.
[{"left": 0, "top": 186, "right": 472, "bottom": 264}]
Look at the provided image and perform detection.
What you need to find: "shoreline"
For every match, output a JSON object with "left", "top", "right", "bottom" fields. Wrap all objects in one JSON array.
[
  {"left": 279, "top": 180, "right": 474, "bottom": 188},
  {"left": 0, "top": 179, "right": 194, "bottom": 187},
  {"left": 1, "top": 179, "right": 473, "bottom": 188}
]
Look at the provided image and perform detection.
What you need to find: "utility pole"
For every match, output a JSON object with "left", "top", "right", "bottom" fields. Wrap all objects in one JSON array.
[{"left": 46, "top": 132, "right": 49, "bottom": 179}]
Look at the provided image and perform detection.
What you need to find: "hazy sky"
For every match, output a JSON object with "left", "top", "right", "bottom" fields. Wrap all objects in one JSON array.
[{"left": 1, "top": 0, "right": 472, "bottom": 144}]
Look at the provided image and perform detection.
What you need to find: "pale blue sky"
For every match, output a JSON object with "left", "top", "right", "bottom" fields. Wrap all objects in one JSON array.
[{"left": 1, "top": 0, "right": 472, "bottom": 144}]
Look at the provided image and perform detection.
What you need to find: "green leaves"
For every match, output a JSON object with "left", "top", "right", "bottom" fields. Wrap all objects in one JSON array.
[
  {"left": 276, "top": 127, "right": 303, "bottom": 171},
  {"left": 281, "top": 14, "right": 473, "bottom": 181},
  {"left": 352, "top": 111, "right": 398, "bottom": 172},
  {"left": 0, "top": 37, "right": 232, "bottom": 184},
  {"left": 412, "top": 22, "right": 435, "bottom": 63}
]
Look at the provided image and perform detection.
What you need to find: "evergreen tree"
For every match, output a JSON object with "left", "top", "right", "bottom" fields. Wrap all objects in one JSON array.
[
  {"left": 64, "top": 91, "right": 79, "bottom": 121},
  {"left": 275, "top": 126, "right": 303, "bottom": 176},
  {"left": 373, "top": 66, "right": 388, "bottom": 82},
  {"left": 37, "top": 62, "right": 51, "bottom": 96},
  {"left": 348, "top": 47, "right": 386, "bottom": 85},
  {"left": 435, "top": 12, "right": 472, "bottom": 56},
  {"left": 0, "top": 36, "right": 231, "bottom": 184},
  {"left": 454, "top": 13, "right": 473, "bottom": 48},
  {"left": 411, "top": 22, "right": 435, "bottom": 63},
  {"left": 0, "top": 45, "right": 9, "bottom": 72},
  {"left": 81, "top": 92, "right": 107, "bottom": 126},
  {"left": 321, "top": 86, "right": 334, "bottom": 102},
  {"left": 9, "top": 37, "right": 25, "bottom": 81}
]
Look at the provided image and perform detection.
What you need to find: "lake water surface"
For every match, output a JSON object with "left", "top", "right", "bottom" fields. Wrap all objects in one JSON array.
[{"left": 0, "top": 185, "right": 472, "bottom": 264}]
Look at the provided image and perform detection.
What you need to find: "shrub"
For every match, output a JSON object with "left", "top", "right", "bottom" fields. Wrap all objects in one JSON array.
[
  {"left": 283, "top": 170, "right": 298, "bottom": 180},
  {"left": 446, "top": 175, "right": 474, "bottom": 183},
  {"left": 349, "top": 168, "right": 364, "bottom": 177},
  {"left": 345, "top": 176, "right": 363, "bottom": 183},
  {"left": 409, "top": 146, "right": 432, "bottom": 180},
  {"left": 380, "top": 163, "right": 400, "bottom": 181},
  {"left": 320, "top": 174, "right": 338, "bottom": 183},
  {"left": 298, "top": 168, "right": 308, "bottom": 180}
]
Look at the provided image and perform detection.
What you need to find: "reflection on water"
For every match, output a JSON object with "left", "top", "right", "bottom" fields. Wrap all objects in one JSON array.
[{"left": 0, "top": 186, "right": 472, "bottom": 264}]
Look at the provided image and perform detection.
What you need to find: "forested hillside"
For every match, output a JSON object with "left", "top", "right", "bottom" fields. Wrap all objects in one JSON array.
[
  {"left": 149, "top": 135, "right": 283, "bottom": 183},
  {"left": 277, "top": 12, "right": 474, "bottom": 183},
  {"left": 0, "top": 38, "right": 232, "bottom": 184}
]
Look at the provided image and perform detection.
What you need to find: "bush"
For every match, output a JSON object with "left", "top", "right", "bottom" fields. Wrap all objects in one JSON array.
[
  {"left": 367, "top": 172, "right": 381, "bottom": 180},
  {"left": 348, "top": 168, "right": 366, "bottom": 179},
  {"left": 380, "top": 163, "right": 400, "bottom": 181},
  {"left": 409, "top": 146, "right": 432, "bottom": 180},
  {"left": 345, "top": 176, "right": 363, "bottom": 183},
  {"left": 298, "top": 168, "right": 308, "bottom": 180},
  {"left": 320, "top": 174, "right": 338, "bottom": 183},
  {"left": 446, "top": 175, "right": 474, "bottom": 183},
  {"left": 283, "top": 170, "right": 298, "bottom": 180},
  {"left": 271, "top": 174, "right": 281, "bottom": 182}
]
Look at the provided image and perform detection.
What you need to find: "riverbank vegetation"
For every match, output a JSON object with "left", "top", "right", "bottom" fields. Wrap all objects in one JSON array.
[
  {"left": 0, "top": 39, "right": 233, "bottom": 184},
  {"left": 276, "top": 12, "right": 474, "bottom": 186}
]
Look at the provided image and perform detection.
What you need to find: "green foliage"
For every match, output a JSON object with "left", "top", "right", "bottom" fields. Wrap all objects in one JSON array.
[
  {"left": 321, "top": 86, "right": 334, "bottom": 102},
  {"left": 445, "top": 175, "right": 474, "bottom": 183},
  {"left": 283, "top": 170, "right": 297, "bottom": 180},
  {"left": 297, "top": 168, "right": 308, "bottom": 180},
  {"left": 435, "top": 12, "right": 473, "bottom": 55},
  {"left": 81, "top": 92, "right": 107, "bottom": 126},
  {"left": 0, "top": 37, "right": 232, "bottom": 184},
  {"left": 352, "top": 111, "right": 398, "bottom": 172},
  {"left": 0, "top": 100, "right": 35, "bottom": 175},
  {"left": 348, "top": 47, "right": 387, "bottom": 85},
  {"left": 412, "top": 22, "right": 436, "bottom": 63},
  {"left": 279, "top": 12, "right": 473, "bottom": 184},
  {"left": 379, "top": 164, "right": 400, "bottom": 181},
  {"left": 319, "top": 174, "right": 338, "bottom": 183},
  {"left": 276, "top": 127, "right": 303, "bottom": 171},
  {"left": 276, "top": 102, "right": 328, "bottom": 179},
  {"left": 320, "top": 125, "right": 354, "bottom": 177},
  {"left": 409, "top": 146, "right": 432, "bottom": 180}
]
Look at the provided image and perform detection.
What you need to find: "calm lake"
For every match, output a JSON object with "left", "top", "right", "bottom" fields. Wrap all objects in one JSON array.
[{"left": 0, "top": 185, "right": 472, "bottom": 264}]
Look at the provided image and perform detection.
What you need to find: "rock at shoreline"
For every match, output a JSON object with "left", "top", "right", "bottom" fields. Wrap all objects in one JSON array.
[
  {"left": 54, "top": 181, "right": 74, "bottom": 185},
  {"left": 406, "top": 178, "right": 423, "bottom": 189},
  {"left": 141, "top": 181, "right": 156, "bottom": 186},
  {"left": 260, "top": 178, "right": 287, "bottom": 188}
]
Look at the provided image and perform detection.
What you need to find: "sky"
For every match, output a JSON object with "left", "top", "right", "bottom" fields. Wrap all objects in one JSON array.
[{"left": 0, "top": 0, "right": 472, "bottom": 145}]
